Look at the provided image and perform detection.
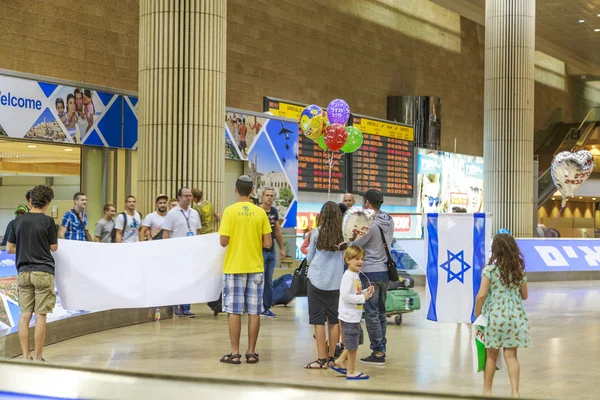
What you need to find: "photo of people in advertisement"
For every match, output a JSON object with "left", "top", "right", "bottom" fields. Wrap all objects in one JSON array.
[
  {"left": 0, "top": 74, "right": 129, "bottom": 147},
  {"left": 416, "top": 149, "right": 484, "bottom": 215}
]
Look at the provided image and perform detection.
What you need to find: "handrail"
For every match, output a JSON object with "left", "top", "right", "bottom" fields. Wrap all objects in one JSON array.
[
  {"left": 577, "top": 107, "right": 595, "bottom": 131},
  {"left": 534, "top": 108, "right": 564, "bottom": 153}
]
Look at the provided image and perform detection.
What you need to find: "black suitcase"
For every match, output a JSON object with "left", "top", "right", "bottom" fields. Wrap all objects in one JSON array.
[{"left": 207, "top": 295, "right": 222, "bottom": 316}]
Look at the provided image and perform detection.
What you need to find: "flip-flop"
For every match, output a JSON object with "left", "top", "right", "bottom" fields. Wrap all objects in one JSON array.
[
  {"left": 329, "top": 365, "right": 347, "bottom": 375},
  {"left": 346, "top": 372, "right": 369, "bottom": 380}
]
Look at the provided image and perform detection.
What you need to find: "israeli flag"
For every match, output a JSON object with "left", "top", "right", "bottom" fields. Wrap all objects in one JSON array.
[{"left": 425, "top": 213, "right": 492, "bottom": 323}]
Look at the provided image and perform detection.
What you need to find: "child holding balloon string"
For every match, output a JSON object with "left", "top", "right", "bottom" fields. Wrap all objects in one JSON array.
[{"left": 330, "top": 245, "right": 373, "bottom": 380}]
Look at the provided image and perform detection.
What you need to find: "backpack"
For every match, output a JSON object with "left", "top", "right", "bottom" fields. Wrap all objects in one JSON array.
[{"left": 110, "top": 212, "right": 127, "bottom": 243}]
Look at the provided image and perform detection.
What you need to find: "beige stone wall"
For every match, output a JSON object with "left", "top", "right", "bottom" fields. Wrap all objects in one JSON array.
[
  {"left": 0, "top": 0, "right": 139, "bottom": 91},
  {"left": 1, "top": 0, "right": 599, "bottom": 158},
  {"left": 226, "top": 0, "right": 486, "bottom": 156}
]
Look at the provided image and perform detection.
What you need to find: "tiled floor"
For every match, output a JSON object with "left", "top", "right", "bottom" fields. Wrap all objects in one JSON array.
[{"left": 39, "top": 281, "right": 600, "bottom": 399}]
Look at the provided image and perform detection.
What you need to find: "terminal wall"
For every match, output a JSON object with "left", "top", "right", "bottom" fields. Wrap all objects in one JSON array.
[
  {"left": 0, "top": 0, "right": 139, "bottom": 92},
  {"left": 1, "top": 1, "right": 599, "bottom": 157},
  {"left": 226, "top": 0, "right": 486, "bottom": 156}
]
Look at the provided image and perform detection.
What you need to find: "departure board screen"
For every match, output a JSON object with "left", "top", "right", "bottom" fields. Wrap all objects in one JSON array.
[
  {"left": 298, "top": 133, "right": 347, "bottom": 193},
  {"left": 264, "top": 97, "right": 348, "bottom": 193},
  {"left": 351, "top": 115, "right": 415, "bottom": 197}
]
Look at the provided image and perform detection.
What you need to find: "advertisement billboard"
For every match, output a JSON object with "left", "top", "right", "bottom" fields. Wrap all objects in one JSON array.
[
  {"left": 416, "top": 149, "right": 484, "bottom": 215},
  {"left": 224, "top": 110, "right": 299, "bottom": 229},
  {"left": 0, "top": 73, "right": 137, "bottom": 149}
]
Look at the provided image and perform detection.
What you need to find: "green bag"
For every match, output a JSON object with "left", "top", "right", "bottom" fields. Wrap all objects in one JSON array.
[{"left": 385, "top": 288, "right": 421, "bottom": 313}]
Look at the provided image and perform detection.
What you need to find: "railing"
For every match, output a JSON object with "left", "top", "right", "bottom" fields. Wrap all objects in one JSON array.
[{"left": 534, "top": 108, "right": 564, "bottom": 153}]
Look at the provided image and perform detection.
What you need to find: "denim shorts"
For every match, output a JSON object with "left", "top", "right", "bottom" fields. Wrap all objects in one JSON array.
[{"left": 222, "top": 273, "right": 264, "bottom": 315}]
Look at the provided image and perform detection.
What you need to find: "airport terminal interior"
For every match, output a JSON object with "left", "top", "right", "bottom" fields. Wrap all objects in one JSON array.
[{"left": 1, "top": 1, "right": 600, "bottom": 399}]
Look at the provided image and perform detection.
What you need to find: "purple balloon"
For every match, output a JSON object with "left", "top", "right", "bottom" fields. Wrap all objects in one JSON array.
[{"left": 327, "top": 99, "right": 350, "bottom": 125}]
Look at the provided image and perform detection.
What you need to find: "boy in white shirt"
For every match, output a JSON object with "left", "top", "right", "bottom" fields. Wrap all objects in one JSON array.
[{"left": 332, "top": 246, "right": 374, "bottom": 380}]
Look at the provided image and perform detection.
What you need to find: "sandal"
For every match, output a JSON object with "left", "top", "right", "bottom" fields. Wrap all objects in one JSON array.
[
  {"left": 246, "top": 353, "right": 259, "bottom": 364},
  {"left": 327, "top": 356, "right": 336, "bottom": 367},
  {"left": 220, "top": 353, "right": 241, "bottom": 364},
  {"left": 304, "top": 358, "right": 328, "bottom": 369}
]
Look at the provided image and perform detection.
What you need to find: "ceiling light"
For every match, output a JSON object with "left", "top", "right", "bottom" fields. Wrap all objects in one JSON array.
[
  {"left": 580, "top": 19, "right": 585, "bottom": 23},
  {"left": 593, "top": 198, "right": 597, "bottom": 200},
  {"left": 579, "top": 196, "right": 583, "bottom": 199},
  {"left": 551, "top": 198, "right": 556, "bottom": 200},
  {"left": 27, "top": 145, "right": 36, "bottom": 148},
  {"left": 64, "top": 148, "right": 73, "bottom": 152}
]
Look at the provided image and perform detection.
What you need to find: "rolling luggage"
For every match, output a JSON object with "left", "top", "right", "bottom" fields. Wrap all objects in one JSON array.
[
  {"left": 272, "top": 274, "right": 294, "bottom": 306},
  {"left": 385, "top": 287, "right": 421, "bottom": 325},
  {"left": 207, "top": 295, "right": 222, "bottom": 316}
]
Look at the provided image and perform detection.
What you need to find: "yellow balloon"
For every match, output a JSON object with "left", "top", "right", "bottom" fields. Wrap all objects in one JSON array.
[
  {"left": 307, "top": 116, "right": 324, "bottom": 140},
  {"left": 300, "top": 115, "right": 310, "bottom": 130}
]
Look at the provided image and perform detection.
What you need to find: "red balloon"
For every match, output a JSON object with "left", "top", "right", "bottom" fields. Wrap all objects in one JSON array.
[{"left": 324, "top": 123, "right": 348, "bottom": 152}]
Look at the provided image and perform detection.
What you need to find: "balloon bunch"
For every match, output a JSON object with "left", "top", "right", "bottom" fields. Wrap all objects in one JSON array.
[{"left": 299, "top": 99, "right": 363, "bottom": 195}]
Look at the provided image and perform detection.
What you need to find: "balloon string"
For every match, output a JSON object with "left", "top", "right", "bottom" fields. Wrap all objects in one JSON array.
[
  {"left": 546, "top": 205, "right": 566, "bottom": 237},
  {"left": 327, "top": 152, "right": 334, "bottom": 199}
]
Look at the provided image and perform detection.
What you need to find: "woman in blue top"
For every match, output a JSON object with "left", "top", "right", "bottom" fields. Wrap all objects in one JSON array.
[{"left": 305, "top": 201, "right": 345, "bottom": 369}]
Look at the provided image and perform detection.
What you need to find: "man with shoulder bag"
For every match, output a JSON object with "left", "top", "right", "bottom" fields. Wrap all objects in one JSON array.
[
  {"left": 349, "top": 189, "right": 395, "bottom": 366},
  {"left": 58, "top": 192, "right": 91, "bottom": 241}
]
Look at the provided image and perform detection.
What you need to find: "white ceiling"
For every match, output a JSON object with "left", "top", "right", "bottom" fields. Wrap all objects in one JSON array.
[{"left": 431, "top": 0, "right": 600, "bottom": 76}]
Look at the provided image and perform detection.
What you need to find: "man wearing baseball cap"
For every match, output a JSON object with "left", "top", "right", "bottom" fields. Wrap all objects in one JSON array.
[
  {"left": 141, "top": 194, "right": 170, "bottom": 241},
  {"left": 350, "top": 189, "right": 395, "bottom": 366}
]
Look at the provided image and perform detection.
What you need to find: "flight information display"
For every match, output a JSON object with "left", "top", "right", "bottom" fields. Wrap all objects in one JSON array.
[
  {"left": 351, "top": 115, "right": 415, "bottom": 197},
  {"left": 264, "top": 97, "right": 347, "bottom": 193},
  {"left": 298, "top": 133, "right": 347, "bottom": 193}
]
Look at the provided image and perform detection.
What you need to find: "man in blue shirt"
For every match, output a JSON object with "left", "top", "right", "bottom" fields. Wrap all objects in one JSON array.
[{"left": 58, "top": 192, "right": 88, "bottom": 241}]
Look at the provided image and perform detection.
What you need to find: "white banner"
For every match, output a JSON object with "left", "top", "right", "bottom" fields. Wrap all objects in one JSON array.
[{"left": 53, "top": 234, "right": 225, "bottom": 311}]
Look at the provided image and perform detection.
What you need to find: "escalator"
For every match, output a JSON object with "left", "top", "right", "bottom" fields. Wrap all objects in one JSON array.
[{"left": 535, "top": 108, "right": 599, "bottom": 208}]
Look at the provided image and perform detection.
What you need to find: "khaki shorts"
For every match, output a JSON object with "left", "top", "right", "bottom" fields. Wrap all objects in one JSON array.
[{"left": 18, "top": 271, "right": 56, "bottom": 314}]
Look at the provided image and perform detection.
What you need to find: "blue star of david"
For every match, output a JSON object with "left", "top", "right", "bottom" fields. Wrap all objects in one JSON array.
[{"left": 439, "top": 250, "right": 471, "bottom": 283}]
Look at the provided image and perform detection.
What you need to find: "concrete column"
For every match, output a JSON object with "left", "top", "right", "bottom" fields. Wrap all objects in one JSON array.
[
  {"left": 138, "top": 0, "right": 226, "bottom": 214},
  {"left": 483, "top": 0, "right": 535, "bottom": 236}
]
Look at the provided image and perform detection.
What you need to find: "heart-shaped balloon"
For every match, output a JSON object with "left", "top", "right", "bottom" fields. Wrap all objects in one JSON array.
[
  {"left": 343, "top": 206, "right": 376, "bottom": 242},
  {"left": 551, "top": 150, "right": 594, "bottom": 207}
]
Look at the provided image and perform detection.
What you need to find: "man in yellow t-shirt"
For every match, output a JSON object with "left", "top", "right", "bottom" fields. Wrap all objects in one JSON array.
[{"left": 218, "top": 175, "right": 272, "bottom": 365}]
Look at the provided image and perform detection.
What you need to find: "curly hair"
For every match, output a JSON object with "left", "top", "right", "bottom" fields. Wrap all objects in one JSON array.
[
  {"left": 316, "top": 201, "right": 343, "bottom": 252},
  {"left": 31, "top": 185, "right": 54, "bottom": 208},
  {"left": 489, "top": 234, "right": 526, "bottom": 288}
]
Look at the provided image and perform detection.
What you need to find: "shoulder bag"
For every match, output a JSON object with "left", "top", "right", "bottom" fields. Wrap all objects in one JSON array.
[
  {"left": 290, "top": 258, "right": 309, "bottom": 297},
  {"left": 73, "top": 209, "right": 93, "bottom": 242},
  {"left": 378, "top": 226, "right": 398, "bottom": 281}
]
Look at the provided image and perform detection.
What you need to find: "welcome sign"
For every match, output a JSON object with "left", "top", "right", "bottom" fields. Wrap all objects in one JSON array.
[{"left": 0, "top": 74, "right": 138, "bottom": 149}]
